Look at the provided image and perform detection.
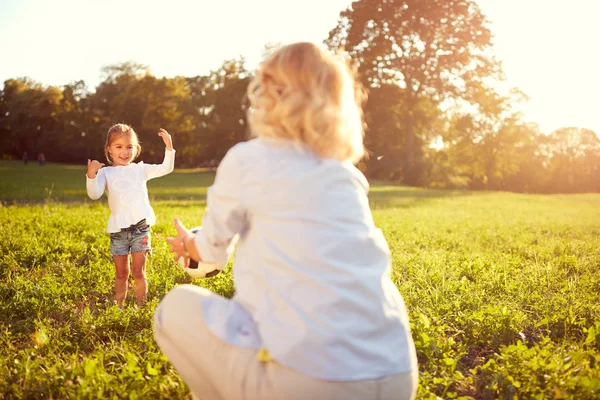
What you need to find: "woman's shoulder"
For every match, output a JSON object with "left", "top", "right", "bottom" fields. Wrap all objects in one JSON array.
[
  {"left": 329, "top": 160, "right": 370, "bottom": 193},
  {"left": 221, "top": 139, "right": 369, "bottom": 189},
  {"left": 228, "top": 137, "right": 304, "bottom": 153},
  {"left": 227, "top": 138, "right": 260, "bottom": 154},
  {"left": 221, "top": 139, "right": 265, "bottom": 164}
]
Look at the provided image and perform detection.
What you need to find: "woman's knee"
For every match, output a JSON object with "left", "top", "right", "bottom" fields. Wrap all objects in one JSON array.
[
  {"left": 153, "top": 285, "right": 211, "bottom": 332},
  {"left": 164, "top": 284, "right": 211, "bottom": 306}
]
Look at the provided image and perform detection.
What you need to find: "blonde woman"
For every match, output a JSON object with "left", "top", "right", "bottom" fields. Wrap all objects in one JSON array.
[{"left": 154, "top": 42, "right": 418, "bottom": 400}]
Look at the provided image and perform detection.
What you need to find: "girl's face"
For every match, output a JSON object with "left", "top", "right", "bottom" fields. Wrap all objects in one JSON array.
[{"left": 107, "top": 135, "right": 135, "bottom": 166}]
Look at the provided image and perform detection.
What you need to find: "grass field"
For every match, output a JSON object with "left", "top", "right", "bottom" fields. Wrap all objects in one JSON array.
[{"left": 1, "top": 159, "right": 599, "bottom": 399}]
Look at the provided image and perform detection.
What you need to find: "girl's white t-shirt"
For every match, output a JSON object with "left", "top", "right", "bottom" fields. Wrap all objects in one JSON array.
[
  {"left": 86, "top": 149, "right": 175, "bottom": 233},
  {"left": 191, "top": 138, "right": 416, "bottom": 381}
]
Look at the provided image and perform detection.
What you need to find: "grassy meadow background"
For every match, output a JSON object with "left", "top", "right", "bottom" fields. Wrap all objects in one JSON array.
[{"left": 1, "top": 159, "right": 599, "bottom": 399}]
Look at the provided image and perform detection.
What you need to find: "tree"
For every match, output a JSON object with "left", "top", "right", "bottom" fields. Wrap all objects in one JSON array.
[
  {"left": 138, "top": 76, "right": 197, "bottom": 165},
  {"left": 426, "top": 85, "right": 541, "bottom": 191},
  {"left": 100, "top": 62, "right": 150, "bottom": 85},
  {"left": 327, "top": 0, "right": 501, "bottom": 184},
  {"left": 85, "top": 63, "right": 184, "bottom": 164},
  {"left": 541, "top": 127, "right": 600, "bottom": 192},
  {"left": 0, "top": 78, "right": 63, "bottom": 159},
  {"left": 186, "top": 57, "right": 251, "bottom": 164},
  {"left": 56, "top": 80, "right": 92, "bottom": 162},
  {"left": 362, "top": 83, "right": 441, "bottom": 181}
]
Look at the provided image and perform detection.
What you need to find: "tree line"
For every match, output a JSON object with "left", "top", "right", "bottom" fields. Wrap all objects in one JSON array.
[{"left": 1, "top": 0, "right": 598, "bottom": 193}]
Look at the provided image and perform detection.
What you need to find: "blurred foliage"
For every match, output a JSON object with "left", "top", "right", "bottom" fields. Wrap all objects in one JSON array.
[{"left": 1, "top": 0, "right": 599, "bottom": 193}]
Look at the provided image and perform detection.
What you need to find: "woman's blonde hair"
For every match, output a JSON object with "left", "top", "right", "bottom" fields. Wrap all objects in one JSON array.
[
  {"left": 104, "top": 123, "right": 142, "bottom": 164},
  {"left": 246, "top": 42, "right": 366, "bottom": 163}
]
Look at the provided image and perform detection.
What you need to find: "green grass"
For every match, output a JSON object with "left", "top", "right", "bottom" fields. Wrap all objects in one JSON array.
[
  {"left": 1, "top": 160, "right": 599, "bottom": 399},
  {"left": 0, "top": 160, "right": 215, "bottom": 204}
]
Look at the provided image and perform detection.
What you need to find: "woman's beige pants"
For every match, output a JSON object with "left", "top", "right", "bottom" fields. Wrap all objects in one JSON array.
[{"left": 154, "top": 284, "right": 418, "bottom": 400}]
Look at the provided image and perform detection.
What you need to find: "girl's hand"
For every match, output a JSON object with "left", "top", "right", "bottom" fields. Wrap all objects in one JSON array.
[
  {"left": 87, "top": 159, "right": 105, "bottom": 178},
  {"left": 158, "top": 128, "right": 173, "bottom": 151},
  {"left": 166, "top": 218, "right": 191, "bottom": 267}
]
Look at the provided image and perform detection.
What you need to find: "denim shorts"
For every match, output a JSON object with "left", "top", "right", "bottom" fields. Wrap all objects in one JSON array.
[{"left": 110, "top": 219, "right": 152, "bottom": 256}]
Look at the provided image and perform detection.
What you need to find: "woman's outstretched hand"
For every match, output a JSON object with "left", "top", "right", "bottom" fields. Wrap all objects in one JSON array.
[{"left": 166, "top": 218, "right": 191, "bottom": 267}]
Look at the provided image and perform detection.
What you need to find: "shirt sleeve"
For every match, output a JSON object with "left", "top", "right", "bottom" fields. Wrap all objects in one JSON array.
[
  {"left": 193, "top": 146, "right": 247, "bottom": 270},
  {"left": 144, "top": 149, "right": 176, "bottom": 180},
  {"left": 86, "top": 168, "right": 106, "bottom": 200}
]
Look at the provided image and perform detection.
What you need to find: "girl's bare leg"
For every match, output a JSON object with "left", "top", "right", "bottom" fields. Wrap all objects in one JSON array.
[
  {"left": 131, "top": 251, "right": 148, "bottom": 306},
  {"left": 113, "top": 255, "right": 130, "bottom": 309}
]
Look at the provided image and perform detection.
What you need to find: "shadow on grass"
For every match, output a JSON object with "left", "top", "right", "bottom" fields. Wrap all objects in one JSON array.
[
  {"left": 0, "top": 160, "right": 215, "bottom": 205},
  {"left": 1, "top": 160, "right": 480, "bottom": 208},
  {"left": 368, "top": 183, "right": 474, "bottom": 209}
]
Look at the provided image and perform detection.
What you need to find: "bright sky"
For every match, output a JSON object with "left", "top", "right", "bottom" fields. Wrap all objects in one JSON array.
[
  {"left": 1, "top": 0, "right": 599, "bottom": 135},
  {"left": 477, "top": 0, "right": 600, "bottom": 135}
]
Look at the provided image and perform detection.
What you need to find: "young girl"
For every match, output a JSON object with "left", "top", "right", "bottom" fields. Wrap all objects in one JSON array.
[
  {"left": 154, "top": 42, "right": 418, "bottom": 399},
  {"left": 87, "top": 124, "right": 175, "bottom": 309}
]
